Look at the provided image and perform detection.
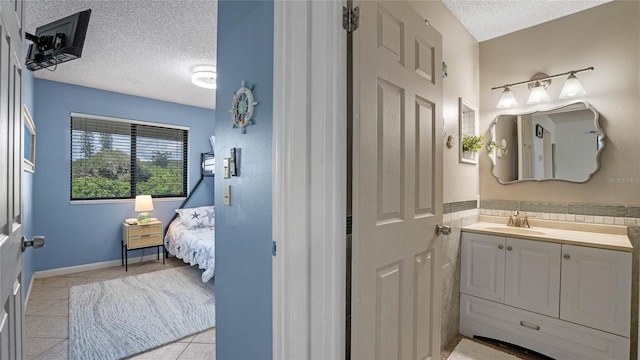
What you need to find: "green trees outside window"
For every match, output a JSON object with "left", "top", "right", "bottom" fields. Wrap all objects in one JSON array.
[{"left": 71, "top": 116, "right": 188, "bottom": 200}]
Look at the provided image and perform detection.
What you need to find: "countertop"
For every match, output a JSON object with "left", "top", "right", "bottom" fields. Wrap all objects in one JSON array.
[{"left": 462, "top": 215, "right": 632, "bottom": 252}]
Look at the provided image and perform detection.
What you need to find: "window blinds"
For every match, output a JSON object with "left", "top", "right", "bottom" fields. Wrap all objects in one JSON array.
[{"left": 71, "top": 116, "right": 188, "bottom": 200}]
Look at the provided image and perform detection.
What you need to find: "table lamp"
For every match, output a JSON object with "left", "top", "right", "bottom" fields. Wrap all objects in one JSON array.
[{"left": 135, "top": 195, "right": 154, "bottom": 224}]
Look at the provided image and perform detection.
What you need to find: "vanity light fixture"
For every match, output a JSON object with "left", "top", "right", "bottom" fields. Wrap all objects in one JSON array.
[
  {"left": 191, "top": 65, "right": 217, "bottom": 89},
  {"left": 497, "top": 87, "right": 518, "bottom": 108},
  {"left": 492, "top": 66, "right": 594, "bottom": 108},
  {"left": 527, "top": 80, "right": 551, "bottom": 104},
  {"left": 559, "top": 73, "right": 587, "bottom": 99}
]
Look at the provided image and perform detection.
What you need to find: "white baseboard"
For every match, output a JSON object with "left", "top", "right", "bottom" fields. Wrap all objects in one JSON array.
[
  {"left": 24, "top": 272, "right": 35, "bottom": 310},
  {"left": 34, "top": 251, "right": 166, "bottom": 279}
]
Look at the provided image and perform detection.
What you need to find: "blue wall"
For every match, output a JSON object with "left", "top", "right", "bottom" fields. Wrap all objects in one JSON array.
[
  {"left": 215, "top": 1, "right": 273, "bottom": 358},
  {"left": 23, "top": 68, "right": 35, "bottom": 294},
  {"left": 30, "top": 79, "right": 215, "bottom": 273}
]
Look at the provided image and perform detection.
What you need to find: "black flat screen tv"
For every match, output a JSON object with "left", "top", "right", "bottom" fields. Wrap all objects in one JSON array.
[{"left": 25, "top": 9, "right": 91, "bottom": 71}]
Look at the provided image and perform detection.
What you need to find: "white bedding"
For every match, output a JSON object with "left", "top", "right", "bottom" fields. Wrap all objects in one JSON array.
[{"left": 164, "top": 220, "right": 215, "bottom": 282}]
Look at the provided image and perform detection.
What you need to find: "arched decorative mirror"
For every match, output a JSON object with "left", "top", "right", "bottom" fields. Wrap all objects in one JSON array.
[{"left": 488, "top": 101, "right": 604, "bottom": 183}]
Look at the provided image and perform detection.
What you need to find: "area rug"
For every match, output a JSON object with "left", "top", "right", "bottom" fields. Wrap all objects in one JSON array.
[
  {"left": 68, "top": 266, "right": 215, "bottom": 360},
  {"left": 448, "top": 339, "right": 520, "bottom": 360}
]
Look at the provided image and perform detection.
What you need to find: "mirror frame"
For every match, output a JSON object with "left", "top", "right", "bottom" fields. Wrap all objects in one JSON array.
[
  {"left": 488, "top": 101, "right": 604, "bottom": 184},
  {"left": 23, "top": 106, "right": 36, "bottom": 173},
  {"left": 458, "top": 97, "right": 479, "bottom": 165}
]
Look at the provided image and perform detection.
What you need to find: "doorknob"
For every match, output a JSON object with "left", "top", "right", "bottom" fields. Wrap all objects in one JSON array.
[
  {"left": 22, "top": 236, "right": 45, "bottom": 252},
  {"left": 435, "top": 224, "right": 451, "bottom": 235}
]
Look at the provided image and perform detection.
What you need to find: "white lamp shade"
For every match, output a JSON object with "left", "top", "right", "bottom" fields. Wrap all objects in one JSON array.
[
  {"left": 135, "top": 195, "right": 154, "bottom": 212},
  {"left": 497, "top": 87, "right": 518, "bottom": 108},
  {"left": 527, "top": 84, "right": 551, "bottom": 104},
  {"left": 559, "top": 74, "right": 586, "bottom": 99}
]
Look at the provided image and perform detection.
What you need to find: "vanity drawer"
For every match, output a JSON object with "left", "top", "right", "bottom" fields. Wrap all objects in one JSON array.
[{"left": 460, "top": 294, "right": 629, "bottom": 360}]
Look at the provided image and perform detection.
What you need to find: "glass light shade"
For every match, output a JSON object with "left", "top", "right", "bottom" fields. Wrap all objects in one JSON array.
[
  {"left": 191, "top": 70, "right": 217, "bottom": 89},
  {"left": 496, "top": 87, "right": 518, "bottom": 108},
  {"left": 192, "top": 65, "right": 217, "bottom": 89},
  {"left": 559, "top": 74, "right": 586, "bottom": 99},
  {"left": 527, "top": 84, "right": 551, "bottom": 104},
  {"left": 135, "top": 195, "right": 154, "bottom": 224}
]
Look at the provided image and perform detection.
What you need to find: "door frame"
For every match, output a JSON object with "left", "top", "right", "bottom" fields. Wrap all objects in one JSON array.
[{"left": 272, "top": 1, "right": 347, "bottom": 358}]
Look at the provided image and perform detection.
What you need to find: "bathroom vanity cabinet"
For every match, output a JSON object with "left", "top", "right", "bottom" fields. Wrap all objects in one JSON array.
[{"left": 460, "top": 231, "right": 631, "bottom": 359}]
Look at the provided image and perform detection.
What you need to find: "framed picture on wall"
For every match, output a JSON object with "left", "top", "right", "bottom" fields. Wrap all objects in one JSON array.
[{"left": 535, "top": 124, "right": 544, "bottom": 138}]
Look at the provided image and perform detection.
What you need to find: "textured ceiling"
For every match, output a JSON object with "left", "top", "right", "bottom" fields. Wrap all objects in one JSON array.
[
  {"left": 24, "top": 0, "right": 611, "bottom": 110},
  {"left": 441, "top": 0, "right": 612, "bottom": 42},
  {"left": 24, "top": 0, "right": 217, "bottom": 109}
]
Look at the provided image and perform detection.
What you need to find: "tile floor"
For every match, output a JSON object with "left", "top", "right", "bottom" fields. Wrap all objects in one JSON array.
[
  {"left": 25, "top": 257, "right": 216, "bottom": 360},
  {"left": 443, "top": 335, "right": 551, "bottom": 360}
]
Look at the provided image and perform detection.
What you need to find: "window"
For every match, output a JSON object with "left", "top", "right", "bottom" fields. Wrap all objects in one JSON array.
[{"left": 71, "top": 114, "right": 188, "bottom": 200}]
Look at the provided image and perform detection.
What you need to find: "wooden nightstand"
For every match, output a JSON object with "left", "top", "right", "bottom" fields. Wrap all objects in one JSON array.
[{"left": 122, "top": 220, "right": 165, "bottom": 271}]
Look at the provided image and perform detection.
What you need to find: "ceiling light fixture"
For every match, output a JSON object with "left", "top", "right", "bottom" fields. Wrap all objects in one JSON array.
[
  {"left": 191, "top": 65, "right": 217, "bottom": 89},
  {"left": 491, "top": 66, "right": 593, "bottom": 108}
]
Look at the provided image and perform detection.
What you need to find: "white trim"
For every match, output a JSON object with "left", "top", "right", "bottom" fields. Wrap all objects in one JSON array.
[
  {"left": 69, "top": 197, "right": 186, "bottom": 205},
  {"left": 273, "top": 1, "right": 346, "bottom": 359},
  {"left": 70, "top": 112, "right": 190, "bottom": 130},
  {"left": 24, "top": 273, "right": 35, "bottom": 311},
  {"left": 33, "top": 253, "right": 164, "bottom": 279},
  {"left": 23, "top": 106, "right": 36, "bottom": 172}
]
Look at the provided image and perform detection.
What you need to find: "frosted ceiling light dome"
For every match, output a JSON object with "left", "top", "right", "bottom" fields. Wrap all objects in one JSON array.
[{"left": 192, "top": 65, "right": 217, "bottom": 89}]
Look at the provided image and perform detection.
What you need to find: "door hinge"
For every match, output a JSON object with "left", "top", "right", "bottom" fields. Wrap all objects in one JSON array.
[
  {"left": 272, "top": 240, "right": 277, "bottom": 256},
  {"left": 342, "top": 6, "right": 359, "bottom": 33}
]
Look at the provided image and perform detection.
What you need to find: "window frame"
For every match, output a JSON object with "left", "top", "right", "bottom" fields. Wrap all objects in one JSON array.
[
  {"left": 69, "top": 112, "right": 189, "bottom": 202},
  {"left": 23, "top": 106, "right": 36, "bottom": 173}
]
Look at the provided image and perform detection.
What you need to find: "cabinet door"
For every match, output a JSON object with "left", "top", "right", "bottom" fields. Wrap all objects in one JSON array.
[
  {"left": 560, "top": 245, "right": 631, "bottom": 337},
  {"left": 504, "top": 238, "right": 561, "bottom": 317},
  {"left": 460, "top": 233, "right": 505, "bottom": 302}
]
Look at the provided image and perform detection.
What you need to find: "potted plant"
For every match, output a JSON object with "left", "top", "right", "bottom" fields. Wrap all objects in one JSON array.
[
  {"left": 462, "top": 135, "right": 485, "bottom": 153},
  {"left": 486, "top": 140, "right": 497, "bottom": 154}
]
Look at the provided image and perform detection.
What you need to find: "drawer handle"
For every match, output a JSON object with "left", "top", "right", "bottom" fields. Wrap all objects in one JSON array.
[
  {"left": 563, "top": 254, "right": 570, "bottom": 260},
  {"left": 140, "top": 234, "right": 151, "bottom": 238},
  {"left": 520, "top": 321, "right": 540, "bottom": 331},
  {"left": 507, "top": 246, "right": 513, "bottom": 251},
  {"left": 498, "top": 244, "right": 504, "bottom": 250}
]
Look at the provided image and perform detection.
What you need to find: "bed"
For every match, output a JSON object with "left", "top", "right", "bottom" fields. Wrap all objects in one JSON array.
[{"left": 164, "top": 205, "right": 215, "bottom": 282}]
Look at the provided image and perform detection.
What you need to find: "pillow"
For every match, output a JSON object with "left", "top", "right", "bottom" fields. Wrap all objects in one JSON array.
[{"left": 176, "top": 206, "right": 215, "bottom": 229}]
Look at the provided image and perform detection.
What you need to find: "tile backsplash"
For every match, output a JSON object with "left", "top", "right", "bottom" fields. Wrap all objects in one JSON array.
[
  {"left": 481, "top": 200, "right": 640, "bottom": 226},
  {"left": 443, "top": 200, "right": 477, "bottom": 215}
]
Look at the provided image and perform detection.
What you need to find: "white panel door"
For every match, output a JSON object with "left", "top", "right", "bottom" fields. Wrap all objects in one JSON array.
[
  {"left": 504, "top": 238, "right": 560, "bottom": 317},
  {"left": 460, "top": 233, "right": 505, "bottom": 303},
  {"left": 560, "top": 245, "right": 631, "bottom": 337},
  {"left": 352, "top": 1, "right": 443, "bottom": 359},
  {"left": 0, "top": 0, "right": 25, "bottom": 358}
]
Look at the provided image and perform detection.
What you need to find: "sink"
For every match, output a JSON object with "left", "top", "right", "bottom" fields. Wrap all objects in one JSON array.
[{"left": 484, "top": 226, "right": 547, "bottom": 236}]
